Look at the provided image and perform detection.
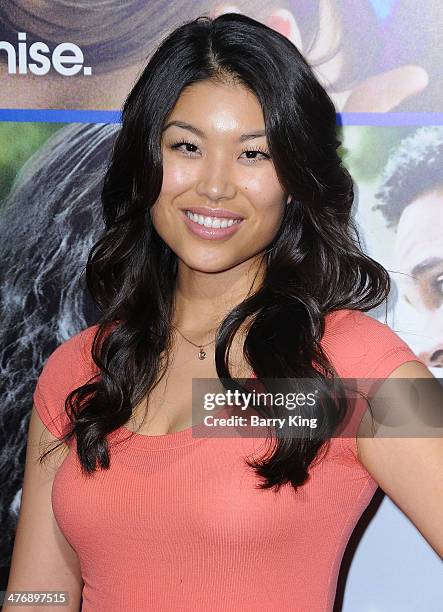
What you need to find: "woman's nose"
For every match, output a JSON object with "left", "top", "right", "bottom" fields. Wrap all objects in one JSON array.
[{"left": 195, "top": 159, "right": 237, "bottom": 202}]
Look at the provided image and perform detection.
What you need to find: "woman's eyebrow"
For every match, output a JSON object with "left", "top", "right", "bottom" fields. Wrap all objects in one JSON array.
[{"left": 162, "top": 120, "right": 266, "bottom": 142}]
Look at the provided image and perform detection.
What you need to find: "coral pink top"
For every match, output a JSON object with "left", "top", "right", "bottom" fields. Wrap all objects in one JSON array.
[{"left": 33, "top": 309, "right": 423, "bottom": 611}]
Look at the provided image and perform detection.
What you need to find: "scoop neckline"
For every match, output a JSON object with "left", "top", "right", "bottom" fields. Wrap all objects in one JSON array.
[
  {"left": 115, "top": 421, "right": 204, "bottom": 449},
  {"left": 103, "top": 310, "right": 347, "bottom": 451},
  {"left": 108, "top": 401, "right": 247, "bottom": 450},
  {"left": 107, "top": 366, "right": 261, "bottom": 450}
]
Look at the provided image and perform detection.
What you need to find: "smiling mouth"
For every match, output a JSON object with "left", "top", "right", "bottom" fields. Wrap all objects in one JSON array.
[{"left": 184, "top": 210, "right": 243, "bottom": 229}]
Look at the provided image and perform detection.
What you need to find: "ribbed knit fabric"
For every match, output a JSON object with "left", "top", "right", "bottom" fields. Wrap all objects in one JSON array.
[{"left": 32, "top": 309, "right": 424, "bottom": 611}]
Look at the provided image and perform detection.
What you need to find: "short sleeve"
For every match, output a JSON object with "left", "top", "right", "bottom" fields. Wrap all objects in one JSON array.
[
  {"left": 322, "top": 310, "right": 427, "bottom": 462},
  {"left": 33, "top": 326, "right": 98, "bottom": 440}
]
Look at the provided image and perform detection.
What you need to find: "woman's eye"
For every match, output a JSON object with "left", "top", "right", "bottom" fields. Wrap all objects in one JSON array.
[
  {"left": 240, "top": 149, "right": 270, "bottom": 163},
  {"left": 170, "top": 141, "right": 199, "bottom": 155}
]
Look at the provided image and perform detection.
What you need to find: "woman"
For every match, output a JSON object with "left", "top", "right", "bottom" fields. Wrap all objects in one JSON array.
[{"left": 5, "top": 13, "right": 442, "bottom": 612}]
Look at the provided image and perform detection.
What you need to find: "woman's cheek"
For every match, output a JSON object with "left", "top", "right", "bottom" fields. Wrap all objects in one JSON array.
[
  {"left": 162, "top": 158, "right": 195, "bottom": 194},
  {"left": 249, "top": 181, "right": 286, "bottom": 217},
  {"left": 242, "top": 166, "right": 284, "bottom": 205}
]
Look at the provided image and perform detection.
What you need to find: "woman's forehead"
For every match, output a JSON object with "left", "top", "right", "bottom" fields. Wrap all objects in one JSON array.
[{"left": 167, "top": 81, "right": 266, "bottom": 136}]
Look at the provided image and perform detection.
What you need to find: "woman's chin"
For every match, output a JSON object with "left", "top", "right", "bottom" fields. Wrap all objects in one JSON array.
[{"left": 178, "top": 253, "right": 246, "bottom": 275}]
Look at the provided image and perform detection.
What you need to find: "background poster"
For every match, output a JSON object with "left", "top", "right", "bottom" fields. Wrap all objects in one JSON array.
[{"left": 1, "top": 2, "right": 442, "bottom": 610}]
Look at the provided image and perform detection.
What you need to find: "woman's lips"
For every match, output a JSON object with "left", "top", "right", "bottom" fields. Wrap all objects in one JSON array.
[{"left": 181, "top": 210, "right": 243, "bottom": 240}]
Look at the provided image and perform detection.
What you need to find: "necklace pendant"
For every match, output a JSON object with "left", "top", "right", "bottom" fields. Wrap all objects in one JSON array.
[{"left": 198, "top": 347, "right": 206, "bottom": 360}]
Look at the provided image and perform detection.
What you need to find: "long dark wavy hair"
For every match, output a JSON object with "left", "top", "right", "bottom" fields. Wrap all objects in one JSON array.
[{"left": 40, "top": 12, "right": 390, "bottom": 491}]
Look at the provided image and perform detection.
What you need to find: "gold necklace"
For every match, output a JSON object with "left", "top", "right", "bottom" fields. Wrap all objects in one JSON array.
[{"left": 173, "top": 326, "right": 216, "bottom": 360}]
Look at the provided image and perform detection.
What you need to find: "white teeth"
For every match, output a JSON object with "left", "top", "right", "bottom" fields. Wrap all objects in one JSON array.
[{"left": 185, "top": 211, "right": 242, "bottom": 228}]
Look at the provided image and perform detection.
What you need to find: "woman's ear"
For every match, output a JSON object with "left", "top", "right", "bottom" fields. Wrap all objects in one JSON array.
[{"left": 286, "top": 195, "right": 292, "bottom": 205}]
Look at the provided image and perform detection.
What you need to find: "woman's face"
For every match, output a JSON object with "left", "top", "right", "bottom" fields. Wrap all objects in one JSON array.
[{"left": 150, "top": 79, "right": 288, "bottom": 274}]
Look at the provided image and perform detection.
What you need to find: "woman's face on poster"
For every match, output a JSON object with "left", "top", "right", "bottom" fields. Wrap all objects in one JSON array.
[
  {"left": 0, "top": 0, "right": 436, "bottom": 111},
  {"left": 393, "top": 187, "right": 443, "bottom": 370}
]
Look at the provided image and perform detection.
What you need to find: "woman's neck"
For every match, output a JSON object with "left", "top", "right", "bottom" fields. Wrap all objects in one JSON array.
[{"left": 172, "top": 256, "right": 265, "bottom": 336}]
